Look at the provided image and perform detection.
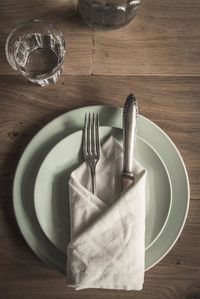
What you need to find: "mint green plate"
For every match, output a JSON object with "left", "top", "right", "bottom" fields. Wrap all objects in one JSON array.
[
  {"left": 13, "top": 106, "right": 189, "bottom": 273},
  {"left": 34, "top": 128, "right": 172, "bottom": 253}
]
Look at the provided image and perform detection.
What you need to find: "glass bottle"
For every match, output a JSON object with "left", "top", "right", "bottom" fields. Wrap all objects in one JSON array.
[{"left": 79, "top": 0, "right": 141, "bottom": 30}]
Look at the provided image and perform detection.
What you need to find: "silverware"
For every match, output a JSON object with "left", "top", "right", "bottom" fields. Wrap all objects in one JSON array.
[
  {"left": 121, "top": 94, "right": 138, "bottom": 191},
  {"left": 83, "top": 113, "right": 100, "bottom": 195}
]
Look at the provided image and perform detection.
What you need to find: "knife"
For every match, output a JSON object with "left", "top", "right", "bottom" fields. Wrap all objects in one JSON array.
[{"left": 121, "top": 94, "right": 138, "bottom": 191}]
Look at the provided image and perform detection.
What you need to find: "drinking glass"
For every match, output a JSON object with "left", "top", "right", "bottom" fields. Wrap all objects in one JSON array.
[
  {"left": 5, "top": 20, "right": 66, "bottom": 86},
  {"left": 79, "top": 0, "right": 141, "bottom": 30}
]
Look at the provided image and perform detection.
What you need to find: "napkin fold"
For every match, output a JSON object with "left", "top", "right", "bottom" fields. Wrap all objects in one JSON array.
[{"left": 67, "top": 136, "right": 147, "bottom": 290}]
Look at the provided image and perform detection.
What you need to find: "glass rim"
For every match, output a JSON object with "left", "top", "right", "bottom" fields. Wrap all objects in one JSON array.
[
  {"left": 6, "top": 19, "right": 63, "bottom": 36},
  {"left": 5, "top": 19, "right": 65, "bottom": 47}
]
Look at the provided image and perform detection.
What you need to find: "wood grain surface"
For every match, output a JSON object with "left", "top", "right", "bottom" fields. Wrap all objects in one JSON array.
[
  {"left": 92, "top": 0, "right": 200, "bottom": 76},
  {"left": 0, "top": 0, "right": 200, "bottom": 298}
]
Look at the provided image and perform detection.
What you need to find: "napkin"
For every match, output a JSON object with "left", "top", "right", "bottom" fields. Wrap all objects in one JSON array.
[{"left": 67, "top": 136, "right": 147, "bottom": 290}]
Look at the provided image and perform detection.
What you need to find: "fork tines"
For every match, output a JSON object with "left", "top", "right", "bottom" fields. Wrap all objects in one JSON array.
[
  {"left": 83, "top": 113, "right": 100, "bottom": 158},
  {"left": 83, "top": 113, "right": 100, "bottom": 195}
]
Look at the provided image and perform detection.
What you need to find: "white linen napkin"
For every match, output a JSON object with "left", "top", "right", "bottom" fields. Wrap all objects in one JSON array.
[{"left": 67, "top": 136, "right": 147, "bottom": 290}]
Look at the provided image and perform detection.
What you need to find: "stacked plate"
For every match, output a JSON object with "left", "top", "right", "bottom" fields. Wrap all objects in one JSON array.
[{"left": 13, "top": 105, "right": 189, "bottom": 274}]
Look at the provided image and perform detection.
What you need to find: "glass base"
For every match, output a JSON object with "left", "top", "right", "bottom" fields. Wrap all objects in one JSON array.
[{"left": 27, "top": 68, "right": 62, "bottom": 86}]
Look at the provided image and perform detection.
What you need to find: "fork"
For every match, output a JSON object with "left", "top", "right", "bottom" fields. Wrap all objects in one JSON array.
[{"left": 83, "top": 113, "right": 100, "bottom": 195}]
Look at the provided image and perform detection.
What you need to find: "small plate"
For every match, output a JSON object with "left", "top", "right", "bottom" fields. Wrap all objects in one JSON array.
[{"left": 34, "top": 127, "right": 172, "bottom": 253}]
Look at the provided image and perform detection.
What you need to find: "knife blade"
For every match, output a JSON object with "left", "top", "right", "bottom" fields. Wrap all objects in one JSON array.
[{"left": 121, "top": 94, "right": 138, "bottom": 191}]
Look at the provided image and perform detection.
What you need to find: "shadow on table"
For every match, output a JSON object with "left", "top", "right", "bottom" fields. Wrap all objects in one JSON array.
[
  {"left": 0, "top": 96, "right": 80, "bottom": 263},
  {"left": 0, "top": 122, "right": 43, "bottom": 255},
  {"left": 0, "top": 104, "right": 88, "bottom": 273}
]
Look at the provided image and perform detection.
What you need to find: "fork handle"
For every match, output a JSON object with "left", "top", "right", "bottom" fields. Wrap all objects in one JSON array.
[{"left": 90, "top": 168, "right": 96, "bottom": 195}]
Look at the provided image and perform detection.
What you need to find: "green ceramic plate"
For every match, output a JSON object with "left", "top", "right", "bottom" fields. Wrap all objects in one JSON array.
[
  {"left": 13, "top": 106, "right": 189, "bottom": 274},
  {"left": 34, "top": 128, "right": 172, "bottom": 253}
]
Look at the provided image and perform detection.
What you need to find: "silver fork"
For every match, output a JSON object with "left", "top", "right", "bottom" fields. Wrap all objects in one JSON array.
[{"left": 83, "top": 113, "right": 100, "bottom": 195}]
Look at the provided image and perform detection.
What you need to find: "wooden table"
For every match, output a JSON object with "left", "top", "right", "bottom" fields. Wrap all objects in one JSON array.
[{"left": 0, "top": 0, "right": 200, "bottom": 298}]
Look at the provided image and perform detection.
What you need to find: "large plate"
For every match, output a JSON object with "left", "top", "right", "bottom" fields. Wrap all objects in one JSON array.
[
  {"left": 34, "top": 128, "right": 172, "bottom": 252},
  {"left": 13, "top": 105, "right": 189, "bottom": 273}
]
